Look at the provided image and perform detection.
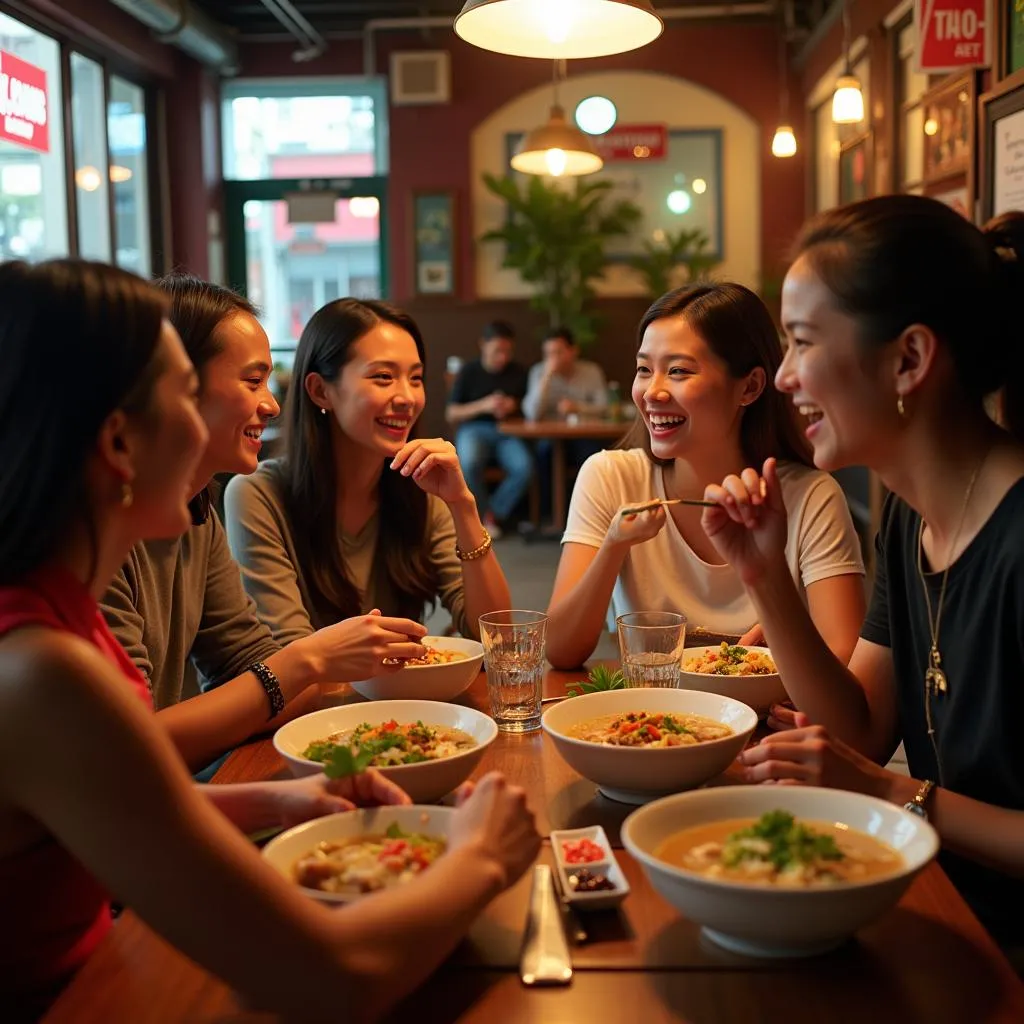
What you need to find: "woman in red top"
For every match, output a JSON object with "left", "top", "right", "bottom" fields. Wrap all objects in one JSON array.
[{"left": 0, "top": 260, "right": 539, "bottom": 1019}]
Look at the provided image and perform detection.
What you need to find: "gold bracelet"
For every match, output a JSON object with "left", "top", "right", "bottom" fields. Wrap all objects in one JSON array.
[{"left": 456, "top": 528, "right": 493, "bottom": 561}]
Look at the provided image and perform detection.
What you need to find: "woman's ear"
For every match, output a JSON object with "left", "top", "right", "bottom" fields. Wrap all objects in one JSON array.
[
  {"left": 304, "top": 372, "right": 330, "bottom": 413},
  {"left": 893, "top": 323, "right": 938, "bottom": 401},
  {"left": 740, "top": 367, "right": 767, "bottom": 407},
  {"left": 95, "top": 409, "right": 136, "bottom": 485}
]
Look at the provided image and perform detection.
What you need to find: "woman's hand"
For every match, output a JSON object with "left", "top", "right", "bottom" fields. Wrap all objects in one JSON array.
[
  {"left": 737, "top": 623, "right": 766, "bottom": 647},
  {"left": 605, "top": 502, "right": 667, "bottom": 550},
  {"left": 391, "top": 438, "right": 473, "bottom": 506},
  {"left": 309, "top": 609, "right": 427, "bottom": 682},
  {"left": 450, "top": 772, "right": 540, "bottom": 891},
  {"left": 737, "top": 713, "right": 892, "bottom": 797},
  {"left": 269, "top": 769, "right": 412, "bottom": 829},
  {"left": 702, "top": 458, "right": 789, "bottom": 585}
]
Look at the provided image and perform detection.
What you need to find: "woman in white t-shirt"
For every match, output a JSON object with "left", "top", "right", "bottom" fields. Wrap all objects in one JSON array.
[{"left": 547, "top": 282, "right": 866, "bottom": 669}]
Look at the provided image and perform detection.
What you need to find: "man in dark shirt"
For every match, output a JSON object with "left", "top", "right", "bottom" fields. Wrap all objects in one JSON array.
[{"left": 446, "top": 321, "right": 533, "bottom": 537}]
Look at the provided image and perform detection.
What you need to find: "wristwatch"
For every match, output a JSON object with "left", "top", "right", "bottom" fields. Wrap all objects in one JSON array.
[{"left": 903, "top": 779, "right": 935, "bottom": 820}]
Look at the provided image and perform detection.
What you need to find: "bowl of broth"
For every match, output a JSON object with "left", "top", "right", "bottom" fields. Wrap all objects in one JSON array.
[
  {"left": 622, "top": 786, "right": 939, "bottom": 957},
  {"left": 274, "top": 700, "right": 497, "bottom": 803},
  {"left": 541, "top": 689, "right": 758, "bottom": 804}
]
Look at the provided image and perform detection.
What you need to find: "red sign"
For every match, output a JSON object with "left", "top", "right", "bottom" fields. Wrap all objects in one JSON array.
[
  {"left": 0, "top": 50, "right": 49, "bottom": 153},
  {"left": 915, "top": 0, "right": 991, "bottom": 72},
  {"left": 594, "top": 123, "right": 667, "bottom": 162}
]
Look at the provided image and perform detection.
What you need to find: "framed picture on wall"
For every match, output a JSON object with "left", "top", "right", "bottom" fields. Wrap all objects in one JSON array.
[
  {"left": 979, "top": 78, "right": 1024, "bottom": 221},
  {"left": 412, "top": 191, "right": 456, "bottom": 296},
  {"left": 838, "top": 132, "right": 872, "bottom": 203},
  {"left": 997, "top": 0, "right": 1024, "bottom": 78},
  {"left": 921, "top": 74, "right": 974, "bottom": 184}
]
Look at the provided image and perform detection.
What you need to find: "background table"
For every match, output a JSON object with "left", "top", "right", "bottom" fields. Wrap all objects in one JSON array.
[
  {"left": 43, "top": 667, "right": 1024, "bottom": 1023},
  {"left": 497, "top": 420, "right": 630, "bottom": 532}
]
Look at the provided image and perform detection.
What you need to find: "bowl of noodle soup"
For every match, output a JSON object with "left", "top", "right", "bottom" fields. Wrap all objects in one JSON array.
[
  {"left": 622, "top": 786, "right": 938, "bottom": 957},
  {"left": 351, "top": 636, "right": 483, "bottom": 702}
]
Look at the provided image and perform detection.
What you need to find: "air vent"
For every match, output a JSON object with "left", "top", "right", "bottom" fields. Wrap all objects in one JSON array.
[{"left": 390, "top": 51, "right": 451, "bottom": 106}]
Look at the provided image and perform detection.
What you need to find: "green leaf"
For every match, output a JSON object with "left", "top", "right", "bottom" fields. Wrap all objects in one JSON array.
[
  {"left": 568, "top": 665, "right": 626, "bottom": 696},
  {"left": 321, "top": 743, "right": 375, "bottom": 780},
  {"left": 385, "top": 821, "right": 408, "bottom": 839}
]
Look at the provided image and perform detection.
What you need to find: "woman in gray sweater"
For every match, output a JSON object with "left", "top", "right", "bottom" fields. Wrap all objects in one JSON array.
[
  {"left": 224, "top": 298, "right": 511, "bottom": 647},
  {"left": 102, "top": 278, "right": 428, "bottom": 771}
]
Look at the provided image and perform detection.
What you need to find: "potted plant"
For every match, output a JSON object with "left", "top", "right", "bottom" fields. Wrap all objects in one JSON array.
[
  {"left": 627, "top": 226, "right": 719, "bottom": 299},
  {"left": 481, "top": 173, "right": 641, "bottom": 346}
]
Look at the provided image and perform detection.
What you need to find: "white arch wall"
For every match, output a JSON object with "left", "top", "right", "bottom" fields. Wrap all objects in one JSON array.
[{"left": 471, "top": 70, "right": 762, "bottom": 298}]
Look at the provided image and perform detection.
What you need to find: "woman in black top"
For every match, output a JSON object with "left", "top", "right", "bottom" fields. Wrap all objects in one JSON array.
[{"left": 699, "top": 195, "right": 1024, "bottom": 951}]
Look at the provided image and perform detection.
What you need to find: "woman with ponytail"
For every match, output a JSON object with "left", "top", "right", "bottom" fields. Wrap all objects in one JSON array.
[{"left": 699, "top": 195, "right": 1024, "bottom": 955}]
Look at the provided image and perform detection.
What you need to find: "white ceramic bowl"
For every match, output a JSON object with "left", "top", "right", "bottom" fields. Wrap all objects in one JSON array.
[
  {"left": 350, "top": 636, "right": 484, "bottom": 702},
  {"left": 679, "top": 645, "right": 787, "bottom": 716},
  {"left": 261, "top": 805, "right": 456, "bottom": 904},
  {"left": 273, "top": 700, "right": 497, "bottom": 803},
  {"left": 541, "top": 688, "right": 757, "bottom": 805},
  {"left": 622, "top": 786, "right": 939, "bottom": 958}
]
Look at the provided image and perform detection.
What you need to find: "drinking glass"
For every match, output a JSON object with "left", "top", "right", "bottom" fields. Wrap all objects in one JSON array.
[
  {"left": 479, "top": 610, "right": 547, "bottom": 733},
  {"left": 616, "top": 611, "right": 687, "bottom": 688}
]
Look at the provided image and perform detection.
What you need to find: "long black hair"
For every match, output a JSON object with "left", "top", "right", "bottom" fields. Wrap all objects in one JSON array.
[
  {"left": 622, "top": 282, "right": 813, "bottom": 468},
  {"left": 156, "top": 273, "right": 259, "bottom": 522},
  {"left": 282, "top": 298, "right": 435, "bottom": 625},
  {"left": 0, "top": 260, "right": 167, "bottom": 585},
  {"left": 794, "top": 195, "right": 1024, "bottom": 442}
]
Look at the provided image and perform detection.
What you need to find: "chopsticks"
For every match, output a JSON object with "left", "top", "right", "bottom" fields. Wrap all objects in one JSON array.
[{"left": 620, "top": 497, "right": 716, "bottom": 517}]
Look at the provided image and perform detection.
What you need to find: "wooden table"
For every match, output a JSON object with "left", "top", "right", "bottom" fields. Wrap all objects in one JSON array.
[
  {"left": 497, "top": 419, "right": 630, "bottom": 532},
  {"left": 44, "top": 669, "right": 1024, "bottom": 1023}
]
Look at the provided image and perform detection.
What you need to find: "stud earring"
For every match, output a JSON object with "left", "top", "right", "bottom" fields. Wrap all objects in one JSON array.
[
  {"left": 320, "top": 407, "right": 327, "bottom": 416},
  {"left": 121, "top": 482, "right": 134, "bottom": 508},
  {"left": 897, "top": 395, "right": 906, "bottom": 418}
]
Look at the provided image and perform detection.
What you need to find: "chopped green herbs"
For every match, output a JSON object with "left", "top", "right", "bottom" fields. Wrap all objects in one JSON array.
[
  {"left": 568, "top": 664, "right": 627, "bottom": 697},
  {"left": 722, "top": 810, "right": 844, "bottom": 871}
]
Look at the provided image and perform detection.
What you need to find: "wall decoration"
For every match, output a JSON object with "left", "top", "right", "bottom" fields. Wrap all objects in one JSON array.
[
  {"left": 838, "top": 132, "right": 871, "bottom": 203},
  {"left": 981, "top": 79, "right": 1024, "bottom": 219},
  {"left": 412, "top": 191, "right": 456, "bottom": 295},
  {"left": 505, "top": 128, "right": 723, "bottom": 260},
  {"left": 921, "top": 73, "right": 974, "bottom": 183}
]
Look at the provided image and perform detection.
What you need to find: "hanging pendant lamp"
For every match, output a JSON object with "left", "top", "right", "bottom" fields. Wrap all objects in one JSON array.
[
  {"left": 455, "top": 0, "right": 663, "bottom": 59},
  {"left": 511, "top": 62, "right": 603, "bottom": 177},
  {"left": 771, "top": 32, "right": 797, "bottom": 158},
  {"left": 831, "top": 0, "right": 864, "bottom": 125}
]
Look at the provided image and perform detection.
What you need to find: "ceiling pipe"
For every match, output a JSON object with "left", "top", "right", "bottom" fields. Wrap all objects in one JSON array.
[
  {"left": 257, "top": 0, "right": 329, "bottom": 61},
  {"left": 108, "top": 0, "right": 239, "bottom": 72},
  {"left": 363, "top": 3, "right": 777, "bottom": 75}
]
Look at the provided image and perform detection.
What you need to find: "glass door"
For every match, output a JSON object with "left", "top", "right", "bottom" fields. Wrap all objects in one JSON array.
[{"left": 224, "top": 176, "right": 388, "bottom": 369}]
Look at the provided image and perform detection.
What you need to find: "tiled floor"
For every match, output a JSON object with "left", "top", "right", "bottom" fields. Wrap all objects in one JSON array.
[{"left": 429, "top": 534, "right": 908, "bottom": 772}]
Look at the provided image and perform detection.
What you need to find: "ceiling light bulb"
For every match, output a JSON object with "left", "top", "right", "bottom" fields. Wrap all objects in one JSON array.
[
  {"left": 545, "top": 148, "right": 568, "bottom": 176},
  {"left": 771, "top": 125, "right": 797, "bottom": 158}
]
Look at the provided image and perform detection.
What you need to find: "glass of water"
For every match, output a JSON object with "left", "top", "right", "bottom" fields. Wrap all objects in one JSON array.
[
  {"left": 616, "top": 611, "right": 687, "bottom": 688},
  {"left": 479, "top": 610, "right": 547, "bottom": 733}
]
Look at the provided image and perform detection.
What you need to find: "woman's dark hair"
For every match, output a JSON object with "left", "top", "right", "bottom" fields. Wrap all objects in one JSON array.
[
  {"left": 157, "top": 273, "right": 259, "bottom": 523},
  {"left": 283, "top": 298, "right": 435, "bottom": 624},
  {"left": 0, "top": 260, "right": 168, "bottom": 585},
  {"left": 982, "top": 209, "right": 1024, "bottom": 441},
  {"left": 622, "top": 282, "right": 813, "bottom": 468},
  {"left": 794, "top": 194, "right": 1024, "bottom": 442}
]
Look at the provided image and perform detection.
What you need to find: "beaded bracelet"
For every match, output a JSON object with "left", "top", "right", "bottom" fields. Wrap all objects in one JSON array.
[
  {"left": 455, "top": 528, "right": 493, "bottom": 562},
  {"left": 249, "top": 660, "right": 286, "bottom": 720}
]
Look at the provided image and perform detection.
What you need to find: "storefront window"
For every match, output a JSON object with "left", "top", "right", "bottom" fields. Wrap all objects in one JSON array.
[
  {"left": 71, "top": 52, "right": 111, "bottom": 261},
  {"left": 108, "top": 76, "right": 150, "bottom": 276},
  {"left": 222, "top": 79, "right": 388, "bottom": 180},
  {"left": 0, "top": 13, "right": 68, "bottom": 262}
]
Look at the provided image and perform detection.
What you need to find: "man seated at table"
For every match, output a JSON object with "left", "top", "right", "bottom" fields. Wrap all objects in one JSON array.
[
  {"left": 523, "top": 328, "right": 609, "bottom": 520},
  {"left": 446, "top": 320, "right": 533, "bottom": 538}
]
